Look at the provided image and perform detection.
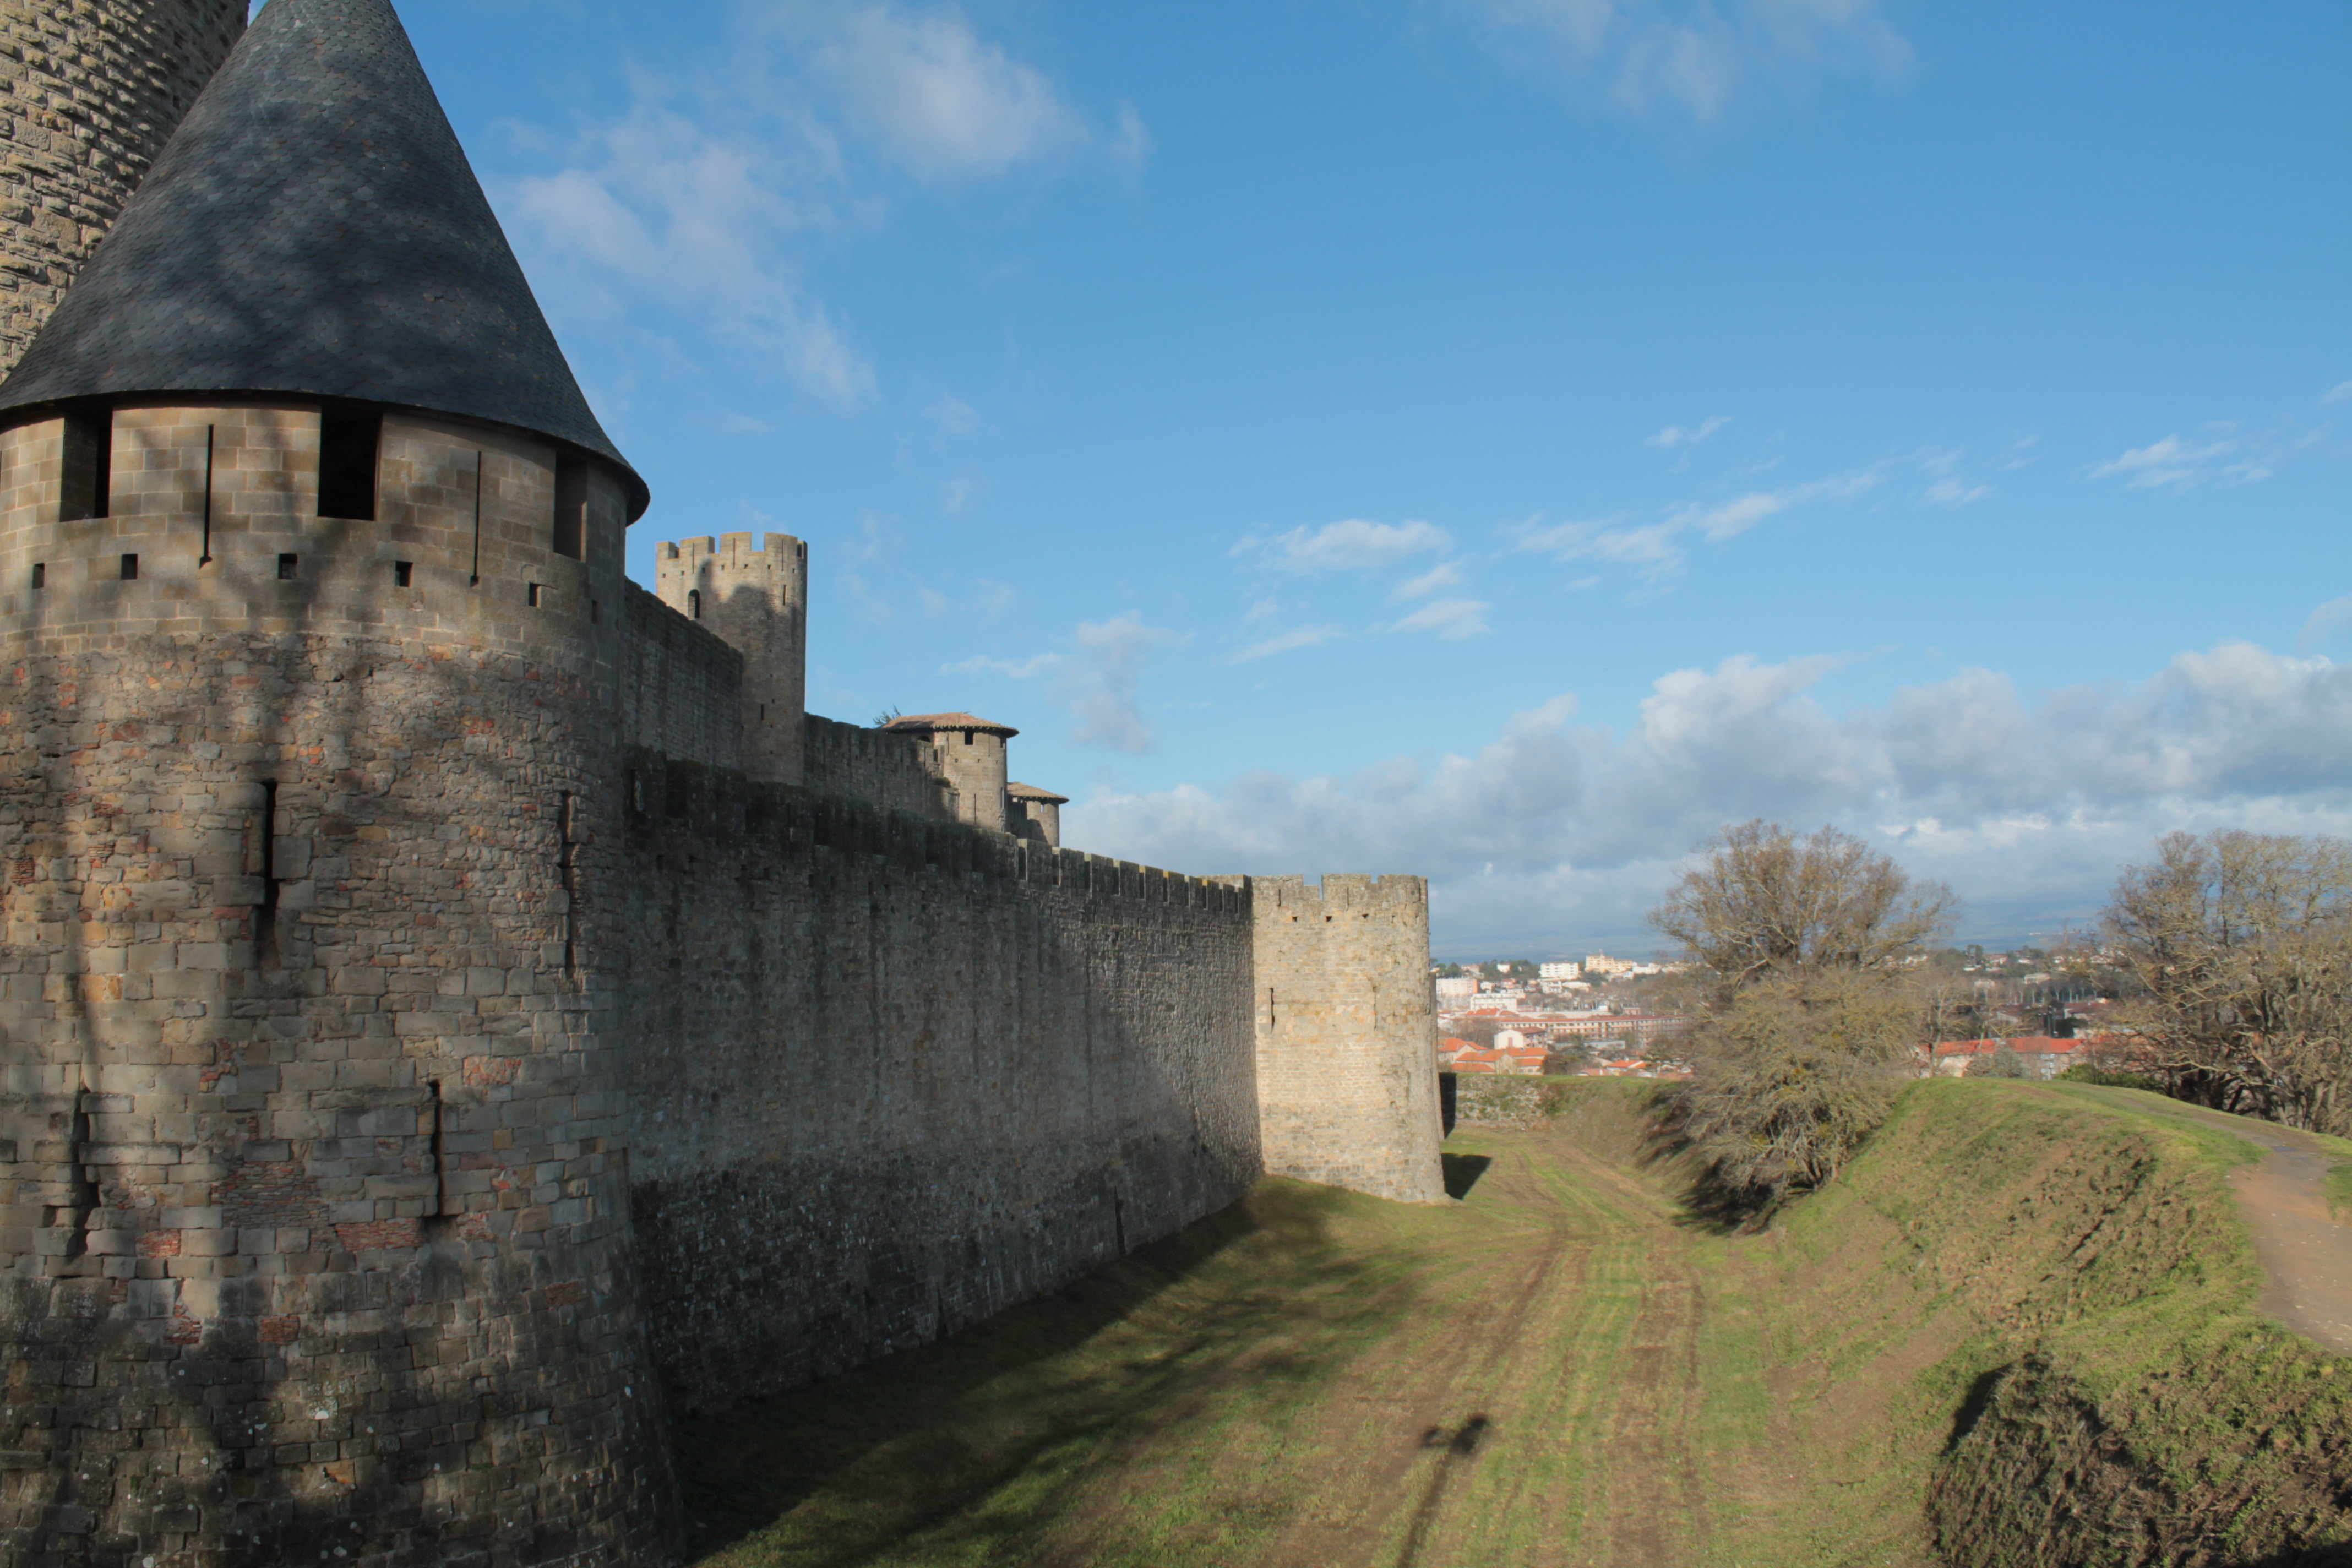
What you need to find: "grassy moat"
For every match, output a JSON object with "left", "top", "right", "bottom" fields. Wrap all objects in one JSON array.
[{"left": 673, "top": 1080, "right": 2352, "bottom": 1568}]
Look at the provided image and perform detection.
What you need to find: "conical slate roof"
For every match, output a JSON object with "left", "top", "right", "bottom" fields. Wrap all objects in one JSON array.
[{"left": 0, "top": 0, "right": 646, "bottom": 518}]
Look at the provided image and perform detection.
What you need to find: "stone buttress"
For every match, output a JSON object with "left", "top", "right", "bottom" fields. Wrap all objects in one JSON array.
[{"left": 0, "top": 2, "right": 675, "bottom": 1564}]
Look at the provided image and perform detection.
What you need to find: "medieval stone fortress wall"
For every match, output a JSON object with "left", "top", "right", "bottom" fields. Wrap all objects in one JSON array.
[{"left": 0, "top": 2, "right": 1444, "bottom": 1564}]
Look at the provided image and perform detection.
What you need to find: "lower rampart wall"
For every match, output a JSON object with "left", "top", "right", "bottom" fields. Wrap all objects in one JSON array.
[
  {"left": 616, "top": 758, "right": 1260, "bottom": 1414},
  {"left": 619, "top": 584, "right": 740, "bottom": 771},
  {"left": 801, "top": 712, "right": 954, "bottom": 819}
]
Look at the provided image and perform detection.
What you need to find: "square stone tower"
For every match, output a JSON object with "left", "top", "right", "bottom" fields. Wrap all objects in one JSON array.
[{"left": 654, "top": 531, "right": 808, "bottom": 784}]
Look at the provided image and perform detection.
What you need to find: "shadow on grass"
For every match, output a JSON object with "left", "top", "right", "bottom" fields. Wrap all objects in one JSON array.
[
  {"left": 1441, "top": 1153, "right": 1492, "bottom": 1199},
  {"left": 674, "top": 1179, "right": 1436, "bottom": 1567}
]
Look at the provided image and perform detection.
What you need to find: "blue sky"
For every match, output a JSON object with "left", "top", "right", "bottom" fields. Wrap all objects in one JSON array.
[{"left": 372, "top": 0, "right": 2346, "bottom": 956}]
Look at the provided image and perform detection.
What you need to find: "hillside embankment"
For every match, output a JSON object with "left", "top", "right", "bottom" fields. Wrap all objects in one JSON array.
[{"left": 674, "top": 1079, "right": 2352, "bottom": 1567}]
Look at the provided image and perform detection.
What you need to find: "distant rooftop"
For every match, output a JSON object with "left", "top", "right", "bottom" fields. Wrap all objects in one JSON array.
[
  {"left": 883, "top": 713, "right": 1019, "bottom": 737},
  {"left": 1006, "top": 781, "right": 1066, "bottom": 803}
]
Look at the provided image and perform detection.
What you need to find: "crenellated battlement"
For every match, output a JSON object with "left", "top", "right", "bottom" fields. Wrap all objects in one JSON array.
[
  {"left": 654, "top": 531, "right": 808, "bottom": 785},
  {"left": 1251, "top": 873, "right": 1430, "bottom": 912},
  {"left": 627, "top": 748, "right": 1251, "bottom": 917}
]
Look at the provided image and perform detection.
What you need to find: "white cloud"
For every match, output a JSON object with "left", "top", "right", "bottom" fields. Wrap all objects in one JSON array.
[
  {"left": 1069, "top": 614, "right": 1184, "bottom": 751},
  {"left": 2322, "top": 379, "right": 2352, "bottom": 406},
  {"left": 1066, "top": 642, "right": 2352, "bottom": 952},
  {"left": 926, "top": 392, "right": 980, "bottom": 434},
  {"left": 2300, "top": 595, "right": 2352, "bottom": 655},
  {"left": 1925, "top": 478, "right": 1991, "bottom": 505},
  {"left": 946, "top": 613, "right": 1185, "bottom": 750},
  {"left": 508, "top": 3, "right": 1138, "bottom": 404},
  {"left": 1389, "top": 597, "right": 1494, "bottom": 640},
  {"left": 1238, "top": 518, "right": 1453, "bottom": 574},
  {"left": 943, "top": 651, "right": 1061, "bottom": 678},
  {"left": 1227, "top": 624, "right": 1347, "bottom": 664},
  {"left": 1391, "top": 561, "right": 1466, "bottom": 601},
  {"left": 2088, "top": 433, "right": 2240, "bottom": 489},
  {"left": 1645, "top": 414, "right": 1729, "bottom": 449},
  {"left": 514, "top": 105, "right": 878, "bottom": 406},
  {"left": 1451, "top": 0, "right": 1912, "bottom": 123},
  {"left": 1518, "top": 468, "right": 1877, "bottom": 580},
  {"left": 790, "top": 2, "right": 1088, "bottom": 179}
]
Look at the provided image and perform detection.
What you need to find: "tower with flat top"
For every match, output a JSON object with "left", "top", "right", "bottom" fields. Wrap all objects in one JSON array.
[{"left": 655, "top": 530, "right": 808, "bottom": 783}]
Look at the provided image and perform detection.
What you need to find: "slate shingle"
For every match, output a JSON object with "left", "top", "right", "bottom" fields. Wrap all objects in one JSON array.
[{"left": 0, "top": 0, "right": 648, "bottom": 519}]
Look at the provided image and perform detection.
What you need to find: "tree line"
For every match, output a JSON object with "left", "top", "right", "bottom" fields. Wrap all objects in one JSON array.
[{"left": 1651, "top": 821, "right": 2351, "bottom": 1216}]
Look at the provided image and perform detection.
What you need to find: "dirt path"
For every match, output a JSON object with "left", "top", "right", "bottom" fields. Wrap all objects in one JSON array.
[
  {"left": 2079, "top": 1093, "right": 2352, "bottom": 1355},
  {"left": 1240, "top": 1133, "right": 1711, "bottom": 1568}
]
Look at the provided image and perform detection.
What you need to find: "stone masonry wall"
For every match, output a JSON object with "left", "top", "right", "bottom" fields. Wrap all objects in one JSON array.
[
  {"left": 620, "top": 581, "right": 739, "bottom": 772},
  {"left": 1245, "top": 875, "right": 1446, "bottom": 1204},
  {"left": 0, "top": 0, "right": 244, "bottom": 375},
  {"left": 801, "top": 712, "right": 952, "bottom": 822},
  {"left": 617, "top": 757, "right": 1261, "bottom": 1414},
  {"left": 0, "top": 402, "right": 675, "bottom": 1567}
]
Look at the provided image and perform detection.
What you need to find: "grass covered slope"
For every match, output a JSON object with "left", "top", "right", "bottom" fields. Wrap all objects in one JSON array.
[
  {"left": 1759, "top": 1079, "right": 2352, "bottom": 1566},
  {"left": 671, "top": 1078, "right": 2351, "bottom": 1567}
]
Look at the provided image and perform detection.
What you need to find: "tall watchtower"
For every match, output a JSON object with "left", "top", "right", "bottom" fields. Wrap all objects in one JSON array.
[
  {"left": 0, "top": 0, "right": 247, "bottom": 374},
  {"left": 0, "top": 2, "right": 672, "bottom": 1562},
  {"left": 655, "top": 530, "right": 808, "bottom": 783}
]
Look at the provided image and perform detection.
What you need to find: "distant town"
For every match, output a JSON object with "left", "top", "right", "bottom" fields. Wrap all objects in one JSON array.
[{"left": 1434, "top": 945, "right": 2145, "bottom": 1084}]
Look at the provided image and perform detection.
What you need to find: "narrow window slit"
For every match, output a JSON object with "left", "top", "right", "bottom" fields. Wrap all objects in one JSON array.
[
  {"left": 559, "top": 791, "right": 580, "bottom": 978},
  {"left": 688, "top": 589, "right": 700, "bottom": 620},
  {"left": 528, "top": 582, "right": 543, "bottom": 608},
  {"left": 254, "top": 781, "right": 281, "bottom": 967},
  {"left": 29, "top": 563, "right": 43, "bottom": 590},
  {"left": 276, "top": 553, "right": 297, "bottom": 580},
  {"left": 394, "top": 560, "right": 412, "bottom": 588},
  {"left": 118, "top": 553, "right": 137, "bottom": 581}
]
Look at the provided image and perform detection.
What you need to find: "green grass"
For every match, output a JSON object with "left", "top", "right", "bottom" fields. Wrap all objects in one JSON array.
[
  {"left": 2330, "top": 1162, "right": 2352, "bottom": 1221},
  {"left": 674, "top": 1079, "right": 2352, "bottom": 1567}
]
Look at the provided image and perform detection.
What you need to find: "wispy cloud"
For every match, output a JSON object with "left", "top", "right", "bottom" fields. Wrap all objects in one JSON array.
[
  {"left": 1389, "top": 597, "right": 1494, "bottom": 640},
  {"left": 1925, "top": 478, "right": 1991, "bottom": 506},
  {"left": 1227, "top": 624, "right": 1348, "bottom": 663},
  {"left": 508, "top": 2, "right": 1141, "bottom": 406},
  {"left": 1236, "top": 518, "right": 1453, "bottom": 573},
  {"left": 944, "top": 613, "right": 1186, "bottom": 750},
  {"left": 2322, "top": 379, "right": 2352, "bottom": 406},
  {"left": 2300, "top": 596, "right": 2352, "bottom": 655},
  {"left": 1449, "top": 0, "right": 1912, "bottom": 123},
  {"left": 1391, "top": 561, "right": 1466, "bottom": 601},
  {"left": 1645, "top": 414, "right": 1729, "bottom": 450},
  {"left": 2088, "top": 433, "right": 2244, "bottom": 489},
  {"left": 1518, "top": 468, "right": 1878, "bottom": 580}
]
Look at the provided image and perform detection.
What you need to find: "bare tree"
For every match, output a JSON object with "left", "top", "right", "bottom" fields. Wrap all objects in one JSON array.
[
  {"left": 2103, "top": 831, "right": 2352, "bottom": 1135},
  {"left": 1652, "top": 822, "right": 1957, "bottom": 1211},
  {"left": 1652, "top": 820, "right": 1956, "bottom": 995}
]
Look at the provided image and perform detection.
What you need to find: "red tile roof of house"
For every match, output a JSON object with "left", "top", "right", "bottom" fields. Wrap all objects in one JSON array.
[{"left": 1005, "top": 781, "right": 1068, "bottom": 803}]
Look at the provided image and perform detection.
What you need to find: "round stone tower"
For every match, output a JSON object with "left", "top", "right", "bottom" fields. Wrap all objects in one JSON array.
[
  {"left": 0, "top": 2, "right": 673, "bottom": 1563},
  {"left": 0, "top": 0, "right": 247, "bottom": 375},
  {"left": 881, "top": 712, "right": 1018, "bottom": 833}
]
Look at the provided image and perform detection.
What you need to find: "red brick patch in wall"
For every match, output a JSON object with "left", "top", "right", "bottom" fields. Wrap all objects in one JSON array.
[
  {"left": 136, "top": 1230, "right": 181, "bottom": 1257},
  {"left": 164, "top": 1310, "right": 201, "bottom": 1347},
  {"left": 257, "top": 1315, "right": 301, "bottom": 1345},
  {"left": 217, "top": 1161, "right": 330, "bottom": 1232},
  {"left": 462, "top": 1055, "right": 519, "bottom": 1087},
  {"left": 333, "top": 1218, "right": 422, "bottom": 1252}
]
